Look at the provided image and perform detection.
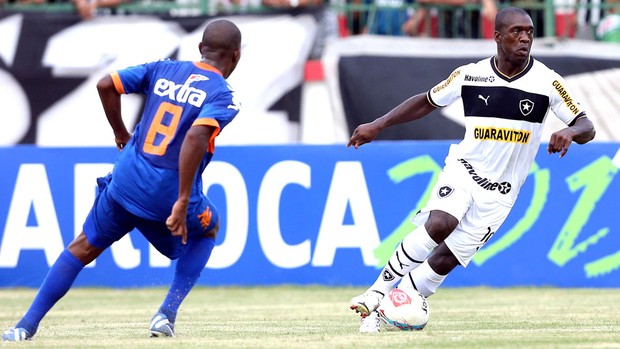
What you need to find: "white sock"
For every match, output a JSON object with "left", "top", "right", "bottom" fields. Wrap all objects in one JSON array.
[
  {"left": 368, "top": 225, "right": 438, "bottom": 294},
  {"left": 402, "top": 260, "right": 446, "bottom": 297}
]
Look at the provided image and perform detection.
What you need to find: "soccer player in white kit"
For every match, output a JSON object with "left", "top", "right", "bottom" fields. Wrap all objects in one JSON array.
[{"left": 347, "top": 7, "right": 596, "bottom": 332}]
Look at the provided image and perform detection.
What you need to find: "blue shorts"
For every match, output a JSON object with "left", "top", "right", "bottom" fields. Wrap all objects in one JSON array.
[{"left": 83, "top": 176, "right": 219, "bottom": 260}]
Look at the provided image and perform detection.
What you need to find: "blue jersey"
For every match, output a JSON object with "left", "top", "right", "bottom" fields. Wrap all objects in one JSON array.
[{"left": 107, "top": 60, "right": 240, "bottom": 221}]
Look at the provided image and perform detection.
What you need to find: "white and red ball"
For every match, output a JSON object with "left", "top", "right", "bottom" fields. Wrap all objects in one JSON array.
[{"left": 377, "top": 287, "right": 430, "bottom": 331}]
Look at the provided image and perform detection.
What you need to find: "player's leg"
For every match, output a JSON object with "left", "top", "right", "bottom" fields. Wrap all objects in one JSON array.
[
  {"left": 2, "top": 236, "right": 100, "bottom": 341},
  {"left": 143, "top": 200, "right": 220, "bottom": 337},
  {"left": 401, "top": 197, "right": 512, "bottom": 297},
  {"left": 350, "top": 212, "right": 454, "bottom": 317},
  {"left": 367, "top": 210, "right": 458, "bottom": 294},
  {"left": 350, "top": 167, "right": 470, "bottom": 317},
  {"left": 3, "top": 180, "right": 133, "bottom": 341},
  {"left": 352, "top": 210, "right": 459, "bottom": 333},
  {"left": 398, "top": 242, "right": 458, "bottom": 297},
  {"left": 8, "top": 234, "right": 105, "bottom": 334},
  {"left": 150, "top": 230, "right": 217, "bottom": 337}
]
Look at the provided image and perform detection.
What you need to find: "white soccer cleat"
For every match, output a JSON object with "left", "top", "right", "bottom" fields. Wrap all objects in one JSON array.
[
  {"left": 359, "top": 311, "right": 380, "bottom": 333},
  {"left": 350, "top": 290, "right": 384, "bottom": 317},
  {"left": 2, "top": 327, "right": 32, "bottom": 341},
  {"left": 149, "top": 313, "right": 175, "bottom": 337}
]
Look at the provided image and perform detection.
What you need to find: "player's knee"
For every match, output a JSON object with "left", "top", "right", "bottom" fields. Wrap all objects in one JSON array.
[
  {"left": 425, "top": 211, "right": 458, "bottom": 242},
  {"left": 67, "top": 232, "right": 104, "bottom": 265}
]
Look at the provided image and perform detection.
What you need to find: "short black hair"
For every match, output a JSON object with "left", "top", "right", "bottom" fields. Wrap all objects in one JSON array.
[
  {"left": 495, "top": 7, "right": 531, "bottom": 32},
  {"left": 201, "top": 19, "right": 241, "bottom": 52}
]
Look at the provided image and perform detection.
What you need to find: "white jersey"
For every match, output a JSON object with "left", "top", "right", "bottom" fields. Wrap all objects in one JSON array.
[{"left": 427, "top": 56, "right": 585, "bottom": 205}]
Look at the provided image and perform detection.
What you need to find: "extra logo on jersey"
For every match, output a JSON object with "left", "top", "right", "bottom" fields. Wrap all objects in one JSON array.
[
  {"left": 438, "top": 185, "right": 453, "bottom": 198},
  {"left": 153, "top": 74, "right": 208, "bottom": 108},
  {"left": 520, "top": 99, "right": 534, "bottom": 116}
]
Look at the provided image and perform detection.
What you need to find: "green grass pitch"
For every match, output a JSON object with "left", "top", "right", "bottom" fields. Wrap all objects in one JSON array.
[{"left": 1, "top": 286, "right": 619, "bottom": 348}]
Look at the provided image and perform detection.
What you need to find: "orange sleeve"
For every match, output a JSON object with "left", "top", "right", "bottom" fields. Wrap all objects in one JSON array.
[
  {"left": 192, "top": 118, "right": 221, "bottom": 153},
  {"left": 110, "top": 72, "right": 126, "bottom": 94}
]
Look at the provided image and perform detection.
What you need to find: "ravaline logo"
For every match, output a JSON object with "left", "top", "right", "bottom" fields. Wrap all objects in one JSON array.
[
  {"left": 458, "top": 158, "right": 512, "bottom": 194},
  {"left": 389, "top": 289, "right": 412, "bottom": 307},
  {"left": 465, "top": 75, "right": 495, "bottom": 83}
]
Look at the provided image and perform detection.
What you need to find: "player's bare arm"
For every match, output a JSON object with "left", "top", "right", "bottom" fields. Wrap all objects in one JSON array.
[
  {"left": 167, "top": 124, "right": 215, "bottom": 244},
  {"left": 547, "top": 116, "right": 596, "bottom": 158},
  {"left": 347, "top": 93, "right": 436, "bottom": 149},
  {"left": 96, "top": 75, "right": 132, "bottom": 150}
]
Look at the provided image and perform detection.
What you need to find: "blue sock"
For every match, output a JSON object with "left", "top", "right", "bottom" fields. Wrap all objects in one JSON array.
[
  {"left": 16, "top": 249, "right": 84, "bottom": 335},
  {"left": 158, "top": 237, "right": 215, "bottom": 324}
]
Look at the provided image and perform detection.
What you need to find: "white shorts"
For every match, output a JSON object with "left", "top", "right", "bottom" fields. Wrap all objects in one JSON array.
[{"left": 411, "top": 160, "right": 514, "bottom": 267}]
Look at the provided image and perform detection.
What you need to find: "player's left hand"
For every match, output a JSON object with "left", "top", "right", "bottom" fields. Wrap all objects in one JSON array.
[
  {"left": 347, "top": 123, "right": 380, "bottom": 149},
  {"left": 547, "top": 128, "right": 576, "bottom": 158},
  {"left": 167, "top": 200, "right": 189, "bottom": 244}
]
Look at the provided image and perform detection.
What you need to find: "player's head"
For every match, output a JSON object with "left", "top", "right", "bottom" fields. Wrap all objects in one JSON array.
[
  {"left": 494, "top": 7, "right": 534, "bottom": 64},
  {"left": 199, "top": 19, "right": 242, "bottom": 79}
]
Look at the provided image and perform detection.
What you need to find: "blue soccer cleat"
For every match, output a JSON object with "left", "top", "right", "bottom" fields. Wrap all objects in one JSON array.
[
  {"left": 2, "top": 327, "right": 32, "bottom": 341},
  {"left": 149, "top": 313, "right": 175, "bottom": 337}
]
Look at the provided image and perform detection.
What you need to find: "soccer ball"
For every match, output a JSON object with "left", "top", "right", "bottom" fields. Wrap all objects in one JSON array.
[{"left": 377, "top": 287, "right": 430, "bottom": 331}]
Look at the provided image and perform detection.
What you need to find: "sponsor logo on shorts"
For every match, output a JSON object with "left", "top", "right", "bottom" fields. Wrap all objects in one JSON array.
[
  {"left": 438, "top": 185, "right": 453, "bottom": 198},
  {"left": 458, "top": 159, "right": 512, "bottom": 194},
  {"left": 198, "top": 206, "right": 213, "bottom": 230},
  {"left": 474, "top": 127, "right": 531, "bottom": 144},
  {"left": 464, "top": 74, "right": 495, "bottom": 83}
]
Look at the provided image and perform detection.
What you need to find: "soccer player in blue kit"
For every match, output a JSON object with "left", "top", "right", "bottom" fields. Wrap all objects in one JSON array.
[{"left": 2, "top": 19, "right": 242, "bottom": 341}]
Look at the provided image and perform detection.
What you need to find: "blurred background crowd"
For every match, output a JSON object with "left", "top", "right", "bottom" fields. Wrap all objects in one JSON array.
[{"left": 2, "top": 0, "right": 620, "bottom": 43}]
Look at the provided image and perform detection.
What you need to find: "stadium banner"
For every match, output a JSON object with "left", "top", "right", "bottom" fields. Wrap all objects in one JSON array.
[
  {"left": 0, "top": 143, "right": 619, "bottom": 288},
  {"left": 0, "top": 11, "right": 318, "bottom": 146},
  {"left": 322, "top": 36, "right": 620, "bottom": 142}
]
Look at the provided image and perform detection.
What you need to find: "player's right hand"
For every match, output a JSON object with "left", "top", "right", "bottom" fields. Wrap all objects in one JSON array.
[
  {"left": 167, "top": 200, "right": 189, "bottom": 244},
  {"left": 115, "top": 131, "right": 132, "bottom": 151}
]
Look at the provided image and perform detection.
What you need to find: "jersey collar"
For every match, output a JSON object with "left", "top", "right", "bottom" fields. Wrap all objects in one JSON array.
[
  {"left": 490, "top": 56, "right": 533, "bottom": 82},
  {"left": 193, "top": 62, "right": 223, "bottom": 76}
]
